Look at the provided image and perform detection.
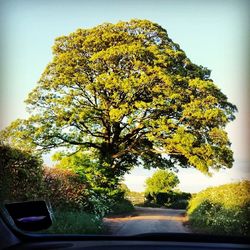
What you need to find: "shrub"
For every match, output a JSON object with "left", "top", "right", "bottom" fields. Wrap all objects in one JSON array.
[
  {"left": 0, "top": 144, "right": 44, "bottom": 202},
  {"left": 42, "top": 167, "right": 88, "bottom": 211},
  {"left": 188, "top": 181, "right": 250, "bottom": 214},
  {"left": 187, "top": 181, "right": 250, "bottom": 236},
  {"left": 145, "top": 191, "right": 191, "bottom": 208},
  {"left": 169, "top": 199, "right": 189, "bottom": 209},
  {"left": 109, "top": 199, "right": 134, "bottom": 215},
  {"left": 87, "top": 189, "right": 115, "bottom": 218}
]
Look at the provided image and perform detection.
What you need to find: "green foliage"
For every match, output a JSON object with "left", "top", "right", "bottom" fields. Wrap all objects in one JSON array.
[
  {"left": 155, "top": 191, "right": 191, "bottom": 208},
  {"left": 0, "top": 119, "right": 38, "bottom": 153},
  {"left": 187, "top": 181, "right": 250, "bottom": 236},
  {"left": 109, "top": 199, "right": 134, "bottom": 215},
  {"left": 188, "top": 181, "right": 250, "bottom": 213},
  {"left": 0, "top": 144, "right": 44, "bottom": 202},
  {"left": 145, "top": 190, "right": 191, "bottom": 209},
  {"left": 42, "top": 167, "right": 124, "bottom": 218},
  {"left": 44, "top": 210, "right": 103, "bottom": 234},
  {"left": 0, "top": 19, "right": 237, "bottom": 190},
  {"left": 126, "top": 191, "right": 145, "bottom": 205},
  {"left": 119, "top": 183, "right": 131, "bottom": 195},
  {"left": 170, "top": 199, "right": 189, "bottom": 209},
  {"left": 145, "top": 169, "right": 180, "bottom": 196},
  {"left": 118, "top": 183, "right": 145, "bottom": 206},
  {"left": 52, "top": 151, "right": 131, "bottom": 217},
  {"left": 87, "top": 189, "right": 116, "bottom": 218},
  {"left": 144, "top": 169, "right": 191, "bottom": 209},
  {"left": 53, "top": 151, "right": 122, "bottom": 196},
  {"left": 0, "top": 142, "right": 131, "bottom": 222}
]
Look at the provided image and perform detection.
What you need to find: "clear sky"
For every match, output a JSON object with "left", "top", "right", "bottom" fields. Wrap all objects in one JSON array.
[{"left": 0, "top": 0, "right": 249, "bottom": 193}]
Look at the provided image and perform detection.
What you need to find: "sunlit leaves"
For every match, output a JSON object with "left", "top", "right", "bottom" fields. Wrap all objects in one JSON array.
[
  {"left": 1, "top": 19, "right": 237, "bottom": 181},
  {"left": 145, "top": 169, "right": 180, "bottom": 195},
  {"left": 187, "top": 181, "right": 250, "bottom": 236}
]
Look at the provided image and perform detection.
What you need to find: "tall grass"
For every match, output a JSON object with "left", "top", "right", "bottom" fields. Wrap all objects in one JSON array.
[
  {"left": 43, "top": 210, "right": 103, "bottom": 234},
  {"left": 43, "top": 199, "right": 135, "bottom": 234}
]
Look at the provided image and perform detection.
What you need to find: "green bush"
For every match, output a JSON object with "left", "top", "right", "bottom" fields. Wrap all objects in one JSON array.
[
  {"left": 187, "top": 181, "right": 250, "bottom": 237},
  {"left": 188, "top": 181, "right": 250, "bottom": 214},
  {"left": 145, "top": 191, "right": 191, "bottom": 208},
  {"left": 43, "top": 168, "right": 127, "bottom": 217},
  {"left": 0, "top": 144, "right": 133, "bottom": 234},
  {"left": 0, "top": 144, "right": 44, "bottom": 202},
  {"left": 169, "top": 199, "right": 189, "bottom": 209},
  {"left": 42, "top": 167, "right": 89, "bottom": 211},
  {"left": 109, "top": 199, "right": 134, "bottom": 215}
]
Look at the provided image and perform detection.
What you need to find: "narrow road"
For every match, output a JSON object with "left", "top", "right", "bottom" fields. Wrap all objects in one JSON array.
[{"left": 103, "top": 206, "right": 191, "bottom": 235}]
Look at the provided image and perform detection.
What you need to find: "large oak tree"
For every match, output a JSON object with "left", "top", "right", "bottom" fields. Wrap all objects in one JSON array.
[{"left": 1, "top": 20, "right": 237, "bottom": 188}]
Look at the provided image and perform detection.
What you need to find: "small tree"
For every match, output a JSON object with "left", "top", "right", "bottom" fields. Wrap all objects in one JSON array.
[
  {"left": 145, "top": 169, "right": 179, "bottom": 199},
  {"left": 52, "top": 151, "right": 123, "bottom": 201}
]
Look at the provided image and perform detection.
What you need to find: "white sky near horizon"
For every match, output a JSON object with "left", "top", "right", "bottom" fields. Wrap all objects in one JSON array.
[{"left": 0, "top": 0, "right": 249, "bottom": 193}]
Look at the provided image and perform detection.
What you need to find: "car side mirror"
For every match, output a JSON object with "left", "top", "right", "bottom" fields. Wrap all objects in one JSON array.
[{"left": 4, "top": 200, "right": 52, "bottom": 231}]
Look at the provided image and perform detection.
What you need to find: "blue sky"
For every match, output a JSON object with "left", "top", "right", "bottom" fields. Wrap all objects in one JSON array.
[{"left": 0, "top": 0, "right": 249, "bottom": 192}]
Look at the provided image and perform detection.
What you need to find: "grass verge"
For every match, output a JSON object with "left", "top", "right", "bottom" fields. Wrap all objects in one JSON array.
[{"left": 43, "top": 210, "right": 103, "bottom": 234}]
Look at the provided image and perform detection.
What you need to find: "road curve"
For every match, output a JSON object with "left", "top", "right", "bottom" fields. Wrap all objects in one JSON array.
[{"left": 103, "top": 206, "right": 191, "bottom": 235}]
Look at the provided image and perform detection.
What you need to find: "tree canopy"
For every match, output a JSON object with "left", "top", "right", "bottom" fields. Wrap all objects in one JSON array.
[
  {"left": 145, "top": 169, "right": 179, "bottom": 196},
  {"left": 1, "top": 19, "right": 237, "bottom": 189}
]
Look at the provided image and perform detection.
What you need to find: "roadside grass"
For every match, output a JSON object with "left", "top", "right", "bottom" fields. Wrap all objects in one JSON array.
[
  {"left": 43, "top": 210, "right": 103, "bottom": 234},
  {"left": 39, "top": 198, "right": 135, "bottom": 234},
  {"left": 187, "top": 181, "right": 250, "bottom": 237}
]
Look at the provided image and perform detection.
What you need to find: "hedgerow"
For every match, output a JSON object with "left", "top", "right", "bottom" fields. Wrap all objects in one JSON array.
[
  {"left": 145, "top": 190, "right": 191, "bottom": 209},
  {"left": 0, "top": 144, "right": 44, "bottom": 202},
  {"left": 0, "top": 144, "right": 134, "bottom": 233},
  {"left": 187, "top": 181, "right": 250, "bottom": 236},
  {"left": 42, "top": 167, "right": 89, "bottom": 211}
]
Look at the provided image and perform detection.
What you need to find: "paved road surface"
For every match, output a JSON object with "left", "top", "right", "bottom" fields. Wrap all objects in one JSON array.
[{"left": 103, "top": 206, "right": 191, "bottom": 235}]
